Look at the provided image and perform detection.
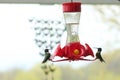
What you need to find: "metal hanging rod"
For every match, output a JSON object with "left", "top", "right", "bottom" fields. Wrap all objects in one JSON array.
[{"left": 0, "top": 0, "right": 119, "bottom": 4}]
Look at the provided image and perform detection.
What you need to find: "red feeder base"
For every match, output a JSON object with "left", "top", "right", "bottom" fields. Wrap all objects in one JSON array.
[{"left": 51, "top": 42, "right": 95, "bottom": 62}]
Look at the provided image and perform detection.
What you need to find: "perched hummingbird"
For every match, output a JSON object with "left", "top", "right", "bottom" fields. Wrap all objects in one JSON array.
[
  {"left": 42, "top": 49, "right": 51, "bottom": 63},
  {"left": 95, "top": 48, "right": 105, "bottom": 63}
]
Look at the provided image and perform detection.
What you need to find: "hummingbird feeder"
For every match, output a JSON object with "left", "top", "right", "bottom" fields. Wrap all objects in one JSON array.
[
  {"left": 43, "top": 1, "right": 105, "bottom": 63},
  {"left": 49, "top": 1, "right": 97, "bottom": 62}
]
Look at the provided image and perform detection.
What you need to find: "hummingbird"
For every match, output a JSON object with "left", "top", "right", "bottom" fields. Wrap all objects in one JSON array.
[
  {"left": 42, "top": 49, "right": 51, "bottom": 63},
  {"left": 95, "top": 48, "right": 105, "bottom": 63}
]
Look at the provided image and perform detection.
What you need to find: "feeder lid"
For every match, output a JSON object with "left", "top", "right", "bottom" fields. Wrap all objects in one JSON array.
[{"left": 63, "top": 2, "right": 81, "bottom": 12}]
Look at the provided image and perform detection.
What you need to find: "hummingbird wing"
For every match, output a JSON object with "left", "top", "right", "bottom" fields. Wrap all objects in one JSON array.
[
  {"left": 42, "top": 53, "right": 51, "bottom": 63},
  {"left": 96, "top": 52, "right": 105, "bottom": 63}
]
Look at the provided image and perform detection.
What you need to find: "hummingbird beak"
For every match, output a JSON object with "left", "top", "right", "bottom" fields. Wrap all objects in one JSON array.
[
  {"left": 93, "top": 47, "right": 99, "bottom": 49},
  {"left": 94, "top": 47, "right": 102, "bottom": 51}
]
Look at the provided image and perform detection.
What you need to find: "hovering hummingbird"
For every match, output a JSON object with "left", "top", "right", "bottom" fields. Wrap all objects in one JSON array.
[
  {"left": 42, "top": 49, "right": 51, "bottom": 63},
  {"left": 95, "top": 48, "right": 105, "bottom": 63}
]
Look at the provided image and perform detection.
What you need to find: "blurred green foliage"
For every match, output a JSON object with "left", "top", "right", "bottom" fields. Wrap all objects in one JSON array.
[{"left": 0, "top": 49, "right": 120, "bottom": 80}]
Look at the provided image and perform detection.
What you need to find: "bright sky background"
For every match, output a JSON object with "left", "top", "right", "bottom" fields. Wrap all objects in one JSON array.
[{"left": 0, "top": 4, "right": 120, "bottom": 71}]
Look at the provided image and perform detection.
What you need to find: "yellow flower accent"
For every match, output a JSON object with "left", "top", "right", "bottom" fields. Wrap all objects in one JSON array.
[{"left": 73, "top": 49, "right": 80, "bottom": 55}]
